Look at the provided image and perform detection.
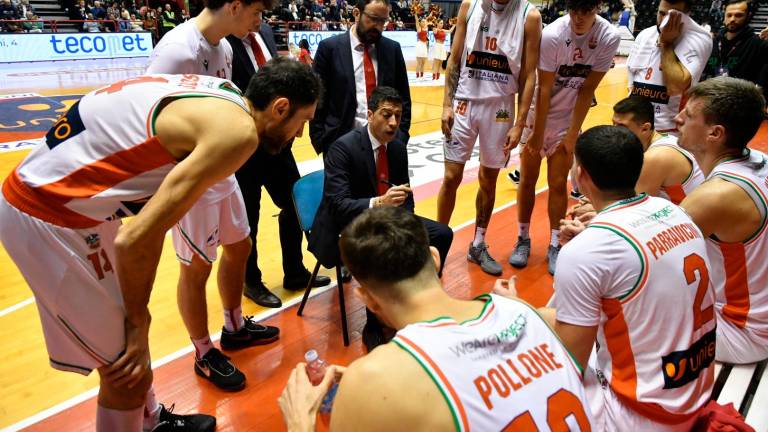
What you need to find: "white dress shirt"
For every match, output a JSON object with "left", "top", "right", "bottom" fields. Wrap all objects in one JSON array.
[
  {"left": 242, "top": 31, "right": 273, "bottom": 71},
  {"left": 349, "top": 26, "right": 379, "bottom": 128}
]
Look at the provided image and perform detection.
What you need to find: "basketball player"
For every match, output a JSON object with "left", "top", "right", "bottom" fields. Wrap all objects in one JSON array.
[
  {"left": 438, "top": 0, "right": 542, "bottom": 276},
  {"left": 545, "top": 126, "right": 715, "bottom": 430},
  {"left": 0, "top": 62, "right": 321, "bottom": 430},
  {"left": 678, "top": 77, "right": 768, "bottom": 364},
  {"left": 509, "top": 0, "right": 620, "bottom": 276},
  {"left": 146, "top": 0, "right": 279, "bottom": 391},
  {"left": 279, "top": 207, "right": 593, "bottom": 431},
  {"left": 626, "top": 0, "right": 712, "bottom": 134}
]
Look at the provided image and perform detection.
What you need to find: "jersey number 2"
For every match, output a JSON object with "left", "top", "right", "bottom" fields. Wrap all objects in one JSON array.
[
  {"left": 504, "top": 389, "right": 591, "bottom": 431},
  {"left": 684, "top": 253, "right": 714, "bottom": 331}
]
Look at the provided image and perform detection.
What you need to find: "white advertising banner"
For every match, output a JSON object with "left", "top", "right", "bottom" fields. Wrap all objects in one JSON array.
[
  {"left": 287, "top": 30, "right": 451, "bottom": 61},
  {"left": 0, "top": 32, "right": 154, "bottom": 63}
]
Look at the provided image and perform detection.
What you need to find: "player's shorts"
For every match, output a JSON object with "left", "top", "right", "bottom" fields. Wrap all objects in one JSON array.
[
  {"left": 432, "top": 43, "right": 447, "bottom": 61},
  {"left": 172, "top": 185, "right": 250, "bottom": 265},
  {"left": 716, "top": 311, "right": 768, "bottom": 364},
  {"left": 584, "top": 365, "right": 698, "bottom": 431},
  {"left": 519, "top": 109, "right": 570, "bottom": 158},
  {"left": 415, "top": 40, "right": 429, "bottom": 58},
  {"left": 444, "top": 97, "right": 515, "bottom": 169},
  {"left": 0, "top": 196, "right": 125, "bottom": 376}
]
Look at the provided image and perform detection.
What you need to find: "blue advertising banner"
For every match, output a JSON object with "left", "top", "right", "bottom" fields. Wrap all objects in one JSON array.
[
  {"left": 287, "top": 30, "right": 451, "bottom": 61},
  {"left": 0, "top": 32, "right": 154, "bottom": 63}
]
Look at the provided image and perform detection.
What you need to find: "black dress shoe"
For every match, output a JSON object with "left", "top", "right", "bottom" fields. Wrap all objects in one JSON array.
[
  {"left": 362, "top": 320, "right": 386, "bottom": 353},
  {"left": 244, "top": 282, "right": 282, "bottom": 308},
  {"left": 283, "top": 270, "right": 332, "bottom": 291},
  {"left": 340, "top": 266, "right": 352, "bottom": 283}
]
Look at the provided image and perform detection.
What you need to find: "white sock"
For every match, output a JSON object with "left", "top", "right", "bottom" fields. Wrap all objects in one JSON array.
[
  {"left": 550, "top": 229, "right": 560, "bottom": 248},
  {"left": 96, "top": 405, "right": 143, "bottom": 432},
  {"left": 473, "top": 227, "right": 486, "bottom": 247},
  {"left": 192, "top": 335, "right": 215, "bottom": 360},
  {"left": 519, "top": 223, "right": 530, "bottom": 240},
  {"left": 223, "top": 306, "right": 244, "bottom": 332},
  {"left": 142, "top": 387, "right": 162, "bottom": 431}
]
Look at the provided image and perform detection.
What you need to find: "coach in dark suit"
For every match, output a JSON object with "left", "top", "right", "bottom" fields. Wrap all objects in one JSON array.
[
  {"left": 227, "top": 23, "right": 330, "bottom": 309},
  {"left": 309, "top": 87, "right": 453, "bottom": 351},
  {"left": 309, "top": 0, "right": 411, "bottom": 154}
]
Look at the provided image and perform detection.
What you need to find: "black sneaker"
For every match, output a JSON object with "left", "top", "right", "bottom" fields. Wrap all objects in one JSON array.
[
  {"left": 220, "top": 316, "right": 279, "bottom": 350},
  {"left": 570, "top": 189, "right": 584, "bottom": 200},
  {"left": 151, "top": 404, "right": 216, "bottom": 432},
  {"left": 507, "top": 169, "right": 520, "bottom": 185},
  {"left": 194, "top": 348, "right": 245, "bottom": 392}
]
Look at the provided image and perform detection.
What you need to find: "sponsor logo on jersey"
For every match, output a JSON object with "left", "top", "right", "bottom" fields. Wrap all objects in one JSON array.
[
  {"left": 556, "top": 63, "right": 592, "bottom": 79},
  {"left": 46, "top": 100, "right": 86, "bottom": 150},
  {"left": 481, "top": 25, "right": 490, "bottom": 32},
  {"left": 495, "top": 109, "right": 510, "bottom": 122},
  {"left": 565, "top": 38, "right": 572, "bottom": 47},
  {"left": 630, "top": 82, "right": 670, "bottom": 105},
  {"left": 588, "top": 35, "right": 598, "bottom": 49},
  {"left": 448, "top": 313, "right": 526, "bottom": 358},
  {"left": 660, "top": 328, "right": 716, "bottom": 389},
  {"left": 206, "top": 228, "right": 220, "bottom": 247},
  {"left": 203, "top": 59, "right": 209, "bottom": 71},
  {"left": 466, "top": 50, "right": 512, "bottom": 74},
  {"left": 84, "top": 233, "right": 101, "bottom": 249}
]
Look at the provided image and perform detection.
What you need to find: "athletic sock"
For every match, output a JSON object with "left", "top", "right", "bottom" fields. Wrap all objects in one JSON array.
[
  {"left": 472, "top": 227, "right": 486, "bottom": 247},
  {"left": 518, "top": 223, "right": 530, "bottom": 240},
  {"left": 223, "top": 306, "right": 244, "bottom": 332},
  {"left": 97, "top": 405, "right": 143, "bottom": 432},
  {"left": 550, "top": 229, "right": 560, "bottom": 248},
  {"left": 192, "top": 335, "right": 215, "bottom": 360},
  {"left": 142, "top": 387, "right": 162, "bottom": 431}
]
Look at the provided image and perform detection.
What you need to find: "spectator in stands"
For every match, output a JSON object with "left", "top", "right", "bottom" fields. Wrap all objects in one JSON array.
[
  {"left": 160, "top": 3, "right": 177, "bottom": 36},
  {"left": 129, "top": 12, "right": 141, "bottom": 30},
  {"left": 106, "top": 1, "right": 118, "bottom": 18},
  {"left": 91, "top": 0, "right": 106, "bottom": 19},
  {"left": 119, "top": 9, "right": 131, "bottom": 31},
  {"left": 18, "top": 0, "right": 33, "bottom": 17},
  {"left": 69, "top": 0, "right": 87, "bottom": 30},
  {"left": 1, "top": 0, "right": 20, "bottom": 32},
  {"left": 83, "top": 11, "right": 100, "bottom": 31},
  {"left": 703, "top": 0, "right": 768, "bottom": 100},
  {"left": 23, "top": 11, "right": 42, "bottom": 32}
]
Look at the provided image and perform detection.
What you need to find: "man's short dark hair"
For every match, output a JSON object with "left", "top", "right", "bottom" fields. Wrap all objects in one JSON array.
[
  {"left": 339, "top": 207, "right": 433, "bottom": 299},
  {"left": 566, "top": 0, "right": 600, "bottom": 13},
  {"left": 664, "top": 0, "right": 692, "bottom": 12},
  {"left": 205, "top": 0, "right": 275, "bottom": 12},
  {"left": 245, "top": 57, "right": 323, "bottom": 113},
  {"left": 725, "top": 0, "right": 753, "bottom": 13},
  {"left": 368, "top": 86, "right": 402, "bottom": 111},
  {"left": 688, "top": 77, "right": 766, "bottom": 151},
  {"left": 356, "top": 0, "right": 389, "bottom": 10},
  {"left": 575, "top": 125, "right": 645, "bottom": 195},
  {"left": 613, "top": 96, "right": 655, "bottom": 129}
]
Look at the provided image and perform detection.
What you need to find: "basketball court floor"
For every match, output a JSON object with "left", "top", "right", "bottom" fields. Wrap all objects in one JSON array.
[{"left": 0, "top": 57, "right": 765, "bottom": 430}]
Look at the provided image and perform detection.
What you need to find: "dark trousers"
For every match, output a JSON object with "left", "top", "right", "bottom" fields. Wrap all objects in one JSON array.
[{"left": 235, "top": 145, "right": 305, "bottom": 286}]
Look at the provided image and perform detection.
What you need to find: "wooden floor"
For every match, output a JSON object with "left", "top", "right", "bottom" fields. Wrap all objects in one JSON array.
[{"left": 0, "top": 60, "right": 748, "bottom": 430}]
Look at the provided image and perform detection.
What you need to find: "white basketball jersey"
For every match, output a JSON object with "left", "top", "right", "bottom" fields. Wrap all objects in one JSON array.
[
  {"left": 393, "top": 294, "right": 593, "bottom": 432},
  {"left": 555, "top": 195, "right": 715, "bottom": 424},
  {"left": 455, "top": 0, "right": 532, "bottom": 100},
  {"left": 537, "top": 15, "right": 620, "bottom": 128},
  {"left": 2, "top": 75, "right": 249, "bottom": 228},
  {"left": 648, "top": 134, "right": 705, "bottom": 204},
  {"left": 706, "top": 150, "right": 768, "bottom": 342},
  {"left": 146, "top": 18, "right": 237, "bottom": 205}
]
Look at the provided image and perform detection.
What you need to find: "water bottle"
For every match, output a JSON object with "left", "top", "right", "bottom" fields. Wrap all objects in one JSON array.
[{"left": 305, "top": 349, "right": 339, "bottom": 413}]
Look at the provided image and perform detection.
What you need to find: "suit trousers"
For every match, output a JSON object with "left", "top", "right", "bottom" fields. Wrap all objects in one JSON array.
[{"left": 234, "top": 145, "right": 305, "bottom": 285}]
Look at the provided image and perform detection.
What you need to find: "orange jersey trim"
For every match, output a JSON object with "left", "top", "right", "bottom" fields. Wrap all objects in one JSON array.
[
  {"left": 662, "top": 184, "right": 686, "bottom": 205},
  {"left": 719, "top": 242, "right": 750, "bottom": 328}
]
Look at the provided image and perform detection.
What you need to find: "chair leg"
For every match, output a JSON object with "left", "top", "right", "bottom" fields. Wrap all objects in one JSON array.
[
  {"left": 336, "top": 265, "right": 350, "bottom": 347},
  {"left": 297, "top": 261, "right": 321, "bottom": 316}
]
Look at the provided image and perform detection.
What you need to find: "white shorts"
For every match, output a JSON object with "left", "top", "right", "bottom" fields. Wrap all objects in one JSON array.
[
  {"left": 520, "top": 109, "right": 570, "bottom": 157},
  {"left": 172, "top": 186, "right": 250, "bottom": 265},
  {"left": 432, "top": 43, "right": 447, "bottom": 61},
  {"left": 716, "top": 311, "right": 768, "bottom": 364},
  {"left": 416, "top": 41, "right": 429, "bottom": 59},
  {"left": 584, "top": 366, "right": 698, "bottom": 432},
  {"left": 0, "top": 197, "right": 125, "bottom": 375},
  {"left": 444, "top": 97, "right": 515, "bottom": 169}
]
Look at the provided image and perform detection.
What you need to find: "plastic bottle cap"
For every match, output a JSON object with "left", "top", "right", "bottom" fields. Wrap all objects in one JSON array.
[{"left": 305, "top": 349, "right": 319, "bottom": 363}]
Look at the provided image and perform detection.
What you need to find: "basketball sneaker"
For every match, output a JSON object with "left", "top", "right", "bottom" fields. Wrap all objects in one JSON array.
[
  {"left": 507, "top": 169, "right": 520, "bottom": 185},
  {"left": 194, "top": 348, "right": 245, "bottom": 392},
  {"left": 150, "top": 404, "right": 216, "bottom": 432},
  {"left": 220, "top": 316, "right": 279, "bottom": 350},
  {"left": 508, "top": 237, "right": 531, "bottom": 268},
  {"left": 547, "top": 244, "right": 561, "bottom": 275},
  {"left": 467, "top": 242, "right": 502, "bottom": 276}
]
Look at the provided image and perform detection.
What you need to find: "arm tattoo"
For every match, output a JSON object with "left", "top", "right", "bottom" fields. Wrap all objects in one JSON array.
[{"left": 446, "top": 63, "right": 460, "bottom": 102}]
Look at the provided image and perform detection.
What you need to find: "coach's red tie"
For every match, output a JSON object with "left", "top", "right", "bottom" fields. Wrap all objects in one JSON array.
[
  {"left": 248, "top": 33, "right": 267, "bottom": 67},
  {"left": 363, "top": 44, "right": 376, "bottom": 99},
  {"left": 376, "top": 144, "right": 388, "bottom": 196}
]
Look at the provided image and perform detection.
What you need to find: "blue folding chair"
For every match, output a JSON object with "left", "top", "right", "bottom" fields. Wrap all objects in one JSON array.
[{"left": 292, "top": 169, "right": 350, "bottom": 346}]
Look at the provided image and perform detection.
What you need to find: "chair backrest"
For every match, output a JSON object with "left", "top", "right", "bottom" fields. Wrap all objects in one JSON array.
[{"left": 292, "top": 169, "right": 325, "bottom": 233}]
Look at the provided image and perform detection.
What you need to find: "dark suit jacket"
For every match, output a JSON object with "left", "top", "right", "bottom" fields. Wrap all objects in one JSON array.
[
  {"left": 308, "top": 127, "right": 413, "bottom": 267},
  {"left": 226, "top": 23, "right": 278, "bottom": 92},
  {"left": 310, "top": 32, "right": 411, "bottom": 154}
]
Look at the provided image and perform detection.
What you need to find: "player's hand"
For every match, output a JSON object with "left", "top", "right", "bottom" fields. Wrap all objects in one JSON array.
[
  {"left": 379, "top": 184, "right": 412, "bottom": 207},
  {"left": 659, "top": 9, "right": 683, "bottom": 46},
  {"left": 441, "top": 106, "right": 455, "bottom": 140},
  {"left": 493, "top": 275, "right": 518, "bottom": 298},
  {"left": 504, "top": 123, "right": 524, "bottom": 155},
  {"left": 524, "top": 132, "right": 544, "bottom": 157},
  {"left": 559, "top": 218, "right": 587, "bottom": 244},
  {"left": 567, "top": 198, "right": 595, "bottom": 220},
  {"left": 104, "top": 316, "right": 151, "bottom": 389},
  {"left": 278, "top": 363, "right": 342, "bottom": 432}
]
